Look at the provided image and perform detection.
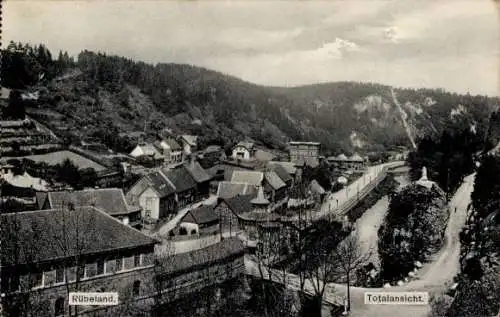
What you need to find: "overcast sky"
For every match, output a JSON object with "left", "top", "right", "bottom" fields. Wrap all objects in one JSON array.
[{"left": 4, "top": 0, "right": 499, "bottom": 96}]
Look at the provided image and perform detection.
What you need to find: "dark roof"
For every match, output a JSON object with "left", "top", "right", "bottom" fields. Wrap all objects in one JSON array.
[
  {"left": 185, "top": 161, "right": 211, "bottom": 183},
  {"left": 222, "top": 194, "right": 254, "bottom": 215},
  {"left": 161, "top": 166, "right": 197, "bottom": 193},
  {"left": 1, "top": 207, "right": 157, "bottom": 266},
  {"left": 161, "top": 237, "right": 244, "bottom": 275},
  {"left": 182, "top": 205, "right": 219, "bottom": 224},
  {"left": 162, "top": 138, "right": 182, "bottom": 151},
  {"left": 270, "top": 164, "right": 292, "bottom": 183},
  {"left": 239, "top": 211, "right": 281, "bottom": 222},
  {"left": 217, "top": 181, "right": 258, "bottom": 200},
  {"left": 235, "top": 141, "right": 255, "bottom": 151},
  {"left": 146, "top": 172, "right": 176, "bottom": 198},
  {"left": 1, "top": 183, "right": 36, "bottom": 198},
  {"left": 35, "top": 191, "right": 48, "bottom": 209},
  {"left": 46, "top": 188, "right": 140, "bottom": 216}
]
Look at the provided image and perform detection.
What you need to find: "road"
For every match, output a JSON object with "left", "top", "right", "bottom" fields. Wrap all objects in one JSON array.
[
  {"left": 247, "top": 173, "right": 476, "bottom": 317},
  {"left": 156, "top": 195, "right": 218, "bottom": 237},
  {"left": 317, "top": 161, "right": 404, "bottom": 218}
]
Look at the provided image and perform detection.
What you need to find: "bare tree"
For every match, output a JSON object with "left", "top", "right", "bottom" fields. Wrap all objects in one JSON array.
[
  {"left": 332, "top": 233, "right": 372, "bottom": 313},
  {"left": 1, "top": 213, "right": 52, "bottom": 317},
  {"left": 48, "top": 201, "right": 100, "bottom": 317}
]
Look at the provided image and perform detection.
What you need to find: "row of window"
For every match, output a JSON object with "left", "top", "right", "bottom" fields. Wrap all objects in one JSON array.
[{"left": 6, "top": 254, "right": 144, "bottom": 292}]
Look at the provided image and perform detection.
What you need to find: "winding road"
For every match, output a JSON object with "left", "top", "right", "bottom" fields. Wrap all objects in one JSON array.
[{"left": 246, "top": 173, "right": 476, "bottom": 317}]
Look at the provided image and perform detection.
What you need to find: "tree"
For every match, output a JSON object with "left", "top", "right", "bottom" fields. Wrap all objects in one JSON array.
[
  {"left": 1, "top": 213, "right": 52, "bottom": 317},
  {"left": 332, "top": 233, "right": 372, "bottom": 312}
]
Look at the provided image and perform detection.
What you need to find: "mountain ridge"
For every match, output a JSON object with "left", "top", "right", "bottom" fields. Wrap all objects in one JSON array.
[{"left": 2, "top": 46, "right": 499, "bottom": 156}]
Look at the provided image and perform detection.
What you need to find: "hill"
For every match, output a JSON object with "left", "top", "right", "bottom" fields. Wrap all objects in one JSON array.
[{"left": 2, "top": 45, "right": 499, "bottom": 155}]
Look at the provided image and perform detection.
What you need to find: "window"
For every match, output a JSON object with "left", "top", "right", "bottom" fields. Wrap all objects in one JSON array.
[
  {"left": 134, "top": 254, "right": 141, "bottom": 268},
  {"left": 96, "top": 259, "right": 105, "bottom": 275},
  {"left": 8, "top": 274, "right": 20, "bottom": 292},
  {"left": 116, "top": 258, "right": 123, "bottom": 272},
  {"left": 30, "top": 272, "right": 43, "bottom": 288},
  {"left": 132, "top": 280, "right": 141, "bottom": 296},
  {"left": 55, "top": 268, "right": 65, "bottom": 284},
  {"left": 77, "top": 264, "right": 86, "bottom": 280},
  {"left": 55, "top": 297, "right": 65, "bottom": 317}
]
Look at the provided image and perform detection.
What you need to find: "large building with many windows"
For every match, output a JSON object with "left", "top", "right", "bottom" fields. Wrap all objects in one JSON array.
[
  {"left": 288, "top": 141, "right": 321, "bottom": 168},
  {"left": 0, "top": 206, "right": 158, "bottom": 317}
]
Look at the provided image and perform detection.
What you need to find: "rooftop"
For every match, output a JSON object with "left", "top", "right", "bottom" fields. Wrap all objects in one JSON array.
[
  {"left": 288, "top": 141, "right": 321, "bottom": 146},
  {"left": 181, "top": 205, "right": 219, "bottom": 225},
  {"left": 45, "top": 188, "right": 141, "bottom": 216},
  {"left": 217, "top": 181, "right": 258, "bottom": 200},
  {"left": 1, "top": 207, "right": 157, "bottom": 266},
  {"left": 160, "top": 166, "right": 197, "bottom": 193},
  {"left": 159, "top": 237, "right": 245, "bottom": 275},
  {"left": 231, "top": 170, "right": 264, "bottom": 186}
]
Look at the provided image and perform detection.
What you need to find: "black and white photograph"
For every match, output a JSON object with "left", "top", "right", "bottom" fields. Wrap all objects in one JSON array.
[{"left": 1, "top": 1, "right": 499, "bottom": 316}]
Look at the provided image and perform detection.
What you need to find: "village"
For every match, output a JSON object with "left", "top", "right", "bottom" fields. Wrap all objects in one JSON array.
[{"left": 0, "top": 94, "right": 411, "bottom": 316}]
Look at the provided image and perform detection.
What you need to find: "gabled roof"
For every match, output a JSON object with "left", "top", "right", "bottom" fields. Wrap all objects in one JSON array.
[
  {"left": 265, "top": 170, "right": 286, "bottom": 190},
  {"left": 184, "top": 161, "right": 211, "bottom": 183},
  {"left": 182, "top": 205, "right": 218, "bottom": 225},
  {"left": 231, "top": 170, "right": 264, "bottom": 186},
  {"left": 130, "top": 143, "right": 163, "bottom": 159},
  {"left": 204, "top": 145, "right": 222, "bottom": 153},
  {"left": 180, "top": 135, "right": 198, "bottom": 146},
  {"left": 267, "top": 161, "right": 297, "bottom": 175},
  {"left": 36, "top": 191, "right": 48, "bottom": 209},
  {"left": 159, "top": 237, "right": 244, "bottom": 275},
  {"left": 160, "top": 138, "right": 182, "bottom": 151},
  {"left": 350, "top": 153, "right": 364, "bottom": 162},
  {"left": 217, "top": 181, "right": 258, "bottom": 200},
  {"left": 160, "top": 166, "right": 197, "bottom": 193},
  {"left": 269, "top": 164, "right": 292, "bottom": 184},
  {"left": 1, "top": 171, "right": 49, "bottom": 191},
  {"left": 1, "top": 207, "right": 157, "bottom": 266},
  {"left": 222, "top": 194, "right": 254, "bottom": 215},
  {"left": 235, "top": 141, "right": 255, "bottom": 151},
  {"left": 45, "top": 188, "right": 141, "bottom": 216},
  {"left": 337, "top": 154, "right": 348, "bottom": 161},
  {"left": 147, "top": 171, "right": 177, "bottom": 197},
  {"left": 255, "top": 149, "right": 276, "bottom": 162},
  {"left": 310, "top": 179, "right": 326, "bottom": 195}
]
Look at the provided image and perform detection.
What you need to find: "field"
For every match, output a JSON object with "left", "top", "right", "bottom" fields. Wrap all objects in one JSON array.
[{"left": 22, "top": 150, "right": 107, "bottom": 171}]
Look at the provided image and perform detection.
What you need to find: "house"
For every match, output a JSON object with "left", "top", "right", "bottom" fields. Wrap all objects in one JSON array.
[
  {"left": 268, "top": 163, "right": 294, "bottom": 189},
  {"left": 183, "top": 157, "right": 212, "bottom": 199},
  {"left": 175, "top": 205, "right": 220, "bottom": 237},
  {"left": 231, "top": 141, "right": 256, "bottom": 160},
  {"left": 214, "top": 188, "right": 282, "bottom": 241},
  {"left": 125, "top": 171, "right": 177, "bottom": 221},
  {"left": 254, "top": 149, "right": 276, "bottom": 162},
  {"left": 157, "top": 138, "right": 183, "bottom": 165},
  {"left": 267, "top": 161, "right": 298, "bottom": 181},
  {"left": 36, "top": 188, "right": 143, "bottom": 228},
  {"left": 179, "top": 135, "right": 198, "bottom": 157},
  {"left": 160, "top": 166, "right": 198, "bottom": 210},
  {"left": 155, "top": 237, "right": 245, "bottom": 305},
  {"left": 1, "top": 170, "right": 49, "bottom": 192},
  {"left": 230, "top": 170, "right": 288, "bottom": 205},
  {"left": 328, "top": 153, "right": 365, "bottom": 170},
  {"left": 0, "top": 206, "right": 158, "bottom": 317},
  {"left": 0, "top": 182, "right": 37, "bottom": 209},
  {"left": 216, "top": 181, "right": 258, "bottom": 200},
  {"left": 288, "top": 141, "right": 321, "bottom": 168},
  {"left": 129, "top": 143, "right": 164, "bottom": 160},
  {"left": 264, "top": 170, "right": 287, "bottom": 204},
  {"left": 95, "top": 168, "right": 123, "bottom": 188},
  {"left": 309, "top": 179, "right": 327, "bottom": 203}
]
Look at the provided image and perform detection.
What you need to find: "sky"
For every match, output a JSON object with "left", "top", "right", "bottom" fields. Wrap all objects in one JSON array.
[{"left": 3, "top": 0, "right": 500, "bottom": 96}]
